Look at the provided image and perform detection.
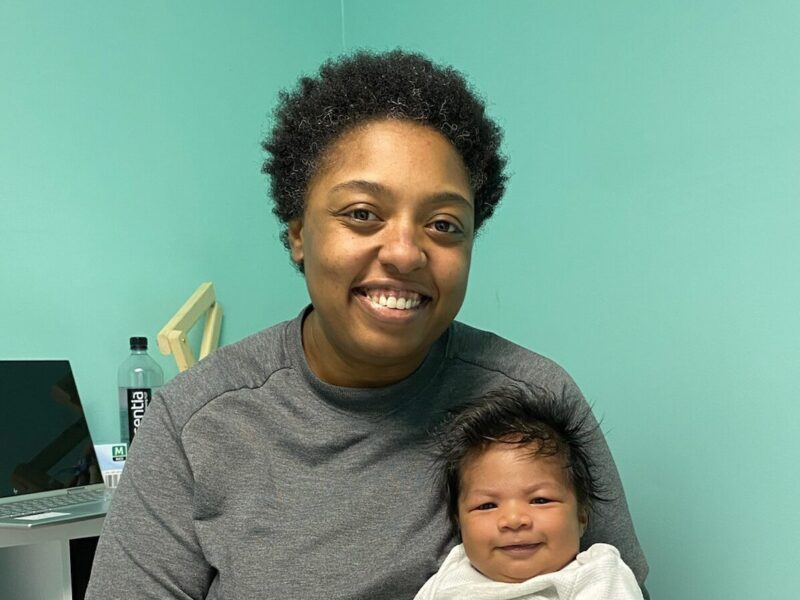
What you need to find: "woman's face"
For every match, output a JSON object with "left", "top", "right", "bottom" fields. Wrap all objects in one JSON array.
[{"left": 288, "top": 120, "right": 474, "bottom": 387}]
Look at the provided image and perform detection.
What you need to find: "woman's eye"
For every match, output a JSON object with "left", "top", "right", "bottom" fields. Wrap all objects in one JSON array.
[
  {"left": 344, "top": 208, "right": 378, "bottom": 222},
  {"left": 430, "top": 220, "right": 462, "bottom": 234}
]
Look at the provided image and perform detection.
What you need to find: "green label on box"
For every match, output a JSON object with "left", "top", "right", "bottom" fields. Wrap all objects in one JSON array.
[{"left": 112, "top": 444, "right": 128, "bottom": 460}]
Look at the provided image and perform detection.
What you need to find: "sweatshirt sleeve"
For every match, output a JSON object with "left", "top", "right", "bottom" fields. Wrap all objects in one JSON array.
[{"left": 85, "top": 394, "right": 213, "bottom": 599}]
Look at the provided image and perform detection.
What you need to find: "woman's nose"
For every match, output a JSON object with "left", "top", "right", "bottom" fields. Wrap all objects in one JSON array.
[{"left": 377, "top": 223, "right": 427, "bottom": 274}]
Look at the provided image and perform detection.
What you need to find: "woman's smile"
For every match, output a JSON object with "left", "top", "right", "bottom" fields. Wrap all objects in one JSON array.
[
  {"left": 352, "top": 281, "right": 432, "bottom": 320},
  {"left": 356, "top": 287, "right": 426, "bottom": 311},
  {"left": 353, "top": 288, "right": 427, "bottom": 324}
]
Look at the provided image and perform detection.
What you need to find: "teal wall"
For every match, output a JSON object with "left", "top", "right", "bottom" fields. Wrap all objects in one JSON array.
[
  {"left": 344, "top": 1, "right": 800, "bottom": 597},
  {"left": 2, "top": 1, "right": 798, "bottom": 597},
  {"left": 0, "top": 1, "right": 339, "bottom": 438}
]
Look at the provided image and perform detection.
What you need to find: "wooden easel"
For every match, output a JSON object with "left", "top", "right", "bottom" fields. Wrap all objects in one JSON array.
[{"left": 157, "top": 282, "right": 223, "bottom": 372}]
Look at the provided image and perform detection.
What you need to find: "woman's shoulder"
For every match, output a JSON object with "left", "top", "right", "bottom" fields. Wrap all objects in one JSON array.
[
  {"left": 446, "top": 320, "right": 579, "bottom": 396},
  {"left": 156, "top": 314, "right": 300, "bottom": 420}
]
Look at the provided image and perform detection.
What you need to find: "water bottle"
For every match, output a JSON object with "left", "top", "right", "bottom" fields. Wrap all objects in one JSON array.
[{"left": 118, "top": 336, "right": 163, "bottom": 446}]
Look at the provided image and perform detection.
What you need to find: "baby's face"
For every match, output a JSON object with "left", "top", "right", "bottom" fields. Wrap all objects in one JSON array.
[{"left": 457, "top": 443, "right": 587, "bottom": 583}]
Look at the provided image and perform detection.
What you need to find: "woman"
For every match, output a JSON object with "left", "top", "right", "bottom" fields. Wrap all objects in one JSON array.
[{"left": 87, "top": 50, "right": 648, "bottom": 599}]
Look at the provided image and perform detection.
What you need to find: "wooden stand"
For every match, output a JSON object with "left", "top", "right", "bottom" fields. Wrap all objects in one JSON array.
[{"left": 157, "top": 282, "right": 223, "bottom": 372}]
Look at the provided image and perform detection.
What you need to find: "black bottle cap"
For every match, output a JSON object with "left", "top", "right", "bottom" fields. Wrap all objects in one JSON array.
[{"left": 129, "top": 337, "right": 148, "bottom": 350}]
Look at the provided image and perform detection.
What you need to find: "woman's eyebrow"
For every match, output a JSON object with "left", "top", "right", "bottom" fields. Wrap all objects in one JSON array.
[
  {"left": 330, "top": 179, "right": 387, "bottom": 197},
  {"left": 428, "top": 191, "right": 473, "bottom": 210},
  {"left": 330, "top": 179, "right": 472, "bottom": 208}
]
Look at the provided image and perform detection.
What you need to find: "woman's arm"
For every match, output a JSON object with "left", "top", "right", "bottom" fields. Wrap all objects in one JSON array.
[{"left": 86, "top": 395, "right": 214, "bottom": 599}]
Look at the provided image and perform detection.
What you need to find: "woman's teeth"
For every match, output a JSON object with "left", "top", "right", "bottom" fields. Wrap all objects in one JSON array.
[{"left": 366, "top": 291, "right": 422, "bottom": 310}]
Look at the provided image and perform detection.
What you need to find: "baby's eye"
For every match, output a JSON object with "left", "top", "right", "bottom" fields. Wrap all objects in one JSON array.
[
  {"left": 476, "top": 502, "right": 496, "bottom": 511},
  {"left": 531, "top": 497, "right": 552, "bottom": 505},
  {"left": 430, "top": 220, "right": 462, "bottom": 234}
]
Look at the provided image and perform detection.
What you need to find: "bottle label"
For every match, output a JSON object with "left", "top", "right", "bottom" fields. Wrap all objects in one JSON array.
[{"left": 126, "top": 388, "right": 152, "bottom": 442}]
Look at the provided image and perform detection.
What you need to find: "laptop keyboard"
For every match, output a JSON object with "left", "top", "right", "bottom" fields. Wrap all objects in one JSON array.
[{"left": 0, "top": 488, "right": 106, "bottom": 518}]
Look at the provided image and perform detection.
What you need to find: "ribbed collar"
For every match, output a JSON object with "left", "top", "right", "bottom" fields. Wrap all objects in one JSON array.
[{"left": 284, "top": 306, "right": 449, "bottom": 416}]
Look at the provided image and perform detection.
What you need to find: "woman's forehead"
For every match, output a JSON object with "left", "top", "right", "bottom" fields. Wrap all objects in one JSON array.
[{"left": 309, "top": 119, "right": 473, "bottom": 201}]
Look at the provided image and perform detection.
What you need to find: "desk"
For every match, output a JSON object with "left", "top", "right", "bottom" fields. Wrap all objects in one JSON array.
[{"left": 0, "top": 515, "right": 104, "bottom": 600}]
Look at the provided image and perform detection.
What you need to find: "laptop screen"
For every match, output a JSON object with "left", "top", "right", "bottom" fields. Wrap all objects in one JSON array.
[{"left": 0, "top": 360, "right": 103, "bottom": 499}]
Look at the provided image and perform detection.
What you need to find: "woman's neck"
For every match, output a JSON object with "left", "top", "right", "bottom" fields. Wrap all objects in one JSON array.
[{"left": 301, "top": 310, "right": 429, "bottom": 388}]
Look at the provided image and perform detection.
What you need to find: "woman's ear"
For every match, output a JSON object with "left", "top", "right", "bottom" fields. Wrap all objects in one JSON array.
[{"left": 287, "top": 218, "right": 304, "bottom": 265}]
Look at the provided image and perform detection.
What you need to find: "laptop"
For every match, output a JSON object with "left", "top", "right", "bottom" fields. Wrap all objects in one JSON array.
[{"left": 0, "top": 360, "right": 111, "bottom": 528}]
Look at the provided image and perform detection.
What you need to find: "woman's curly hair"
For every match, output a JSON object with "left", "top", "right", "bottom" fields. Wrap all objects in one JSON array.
[{"left": 262, "top": 49, "right": 508, "bottom": 261}]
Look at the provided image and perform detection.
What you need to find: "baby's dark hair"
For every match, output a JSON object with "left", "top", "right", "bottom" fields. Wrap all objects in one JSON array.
[
  {"left": 434, "top": 386, "right": 606, "bottom": 529},
  {"left": 262, "top": 49, "right": 508, "bottom": 267}
]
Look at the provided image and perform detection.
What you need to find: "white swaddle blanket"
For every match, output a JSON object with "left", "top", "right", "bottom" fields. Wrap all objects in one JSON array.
[{"left": 414, "top": 543, "right": 643, "bottom": 600}]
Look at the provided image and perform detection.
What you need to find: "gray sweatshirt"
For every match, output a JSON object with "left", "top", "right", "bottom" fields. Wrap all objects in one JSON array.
[{"left": 86, "top": 310, "right": 648, "bottom": 599}]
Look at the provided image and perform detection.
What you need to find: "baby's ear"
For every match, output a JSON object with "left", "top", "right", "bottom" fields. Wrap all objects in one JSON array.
[{"left": 578, "top": 507, "right": 589, "bottom": 537}]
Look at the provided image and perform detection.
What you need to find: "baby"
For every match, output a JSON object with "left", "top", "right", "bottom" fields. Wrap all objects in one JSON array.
[{"left": 415, "top": 387, "right": 643, "bottom": 599}]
